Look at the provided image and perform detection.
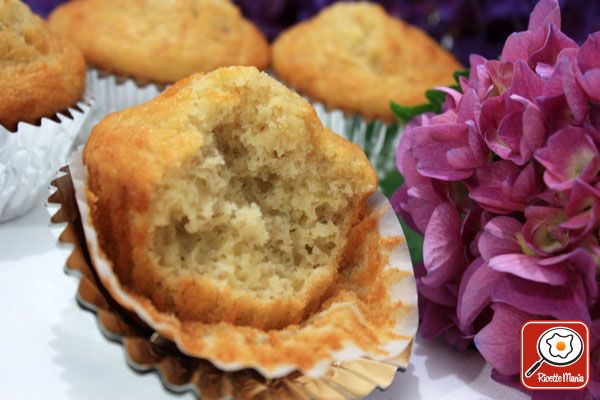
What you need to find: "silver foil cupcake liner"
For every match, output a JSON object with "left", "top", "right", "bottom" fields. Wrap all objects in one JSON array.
[
  {"left": 81, "top": 69, "right": 165, "bottom": 144},
  {"left": 0, "top": 95, "right": 93, "bottom": 222}
]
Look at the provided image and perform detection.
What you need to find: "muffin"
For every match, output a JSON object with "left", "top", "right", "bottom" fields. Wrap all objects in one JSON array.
[
  {"left": 272, "top": 2, "right": 462, "bottom": 179},
  {"left": 49, "top": 0, "right": 270, "bottom": 137},
  {"left": 272, "top": 2, "right": 460, "bottom": 122},
  {"left": 83, "top": 66, "right": 377, "bottom": 331},
  {"left": 1, "top": 0, "right": 85, "bottom": 131},
  {"left": 0, "top": 0, "right": 90, "bottom": 222}
]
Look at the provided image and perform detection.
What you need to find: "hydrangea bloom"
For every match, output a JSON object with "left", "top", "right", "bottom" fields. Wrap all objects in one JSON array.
[{"left": 393, "top": 1, "right": 600, "bottom": 398}]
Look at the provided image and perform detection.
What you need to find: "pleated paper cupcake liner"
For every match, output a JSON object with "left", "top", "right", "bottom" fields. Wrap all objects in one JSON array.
[
  {"left": 67, "top": 148, "right": 417, "bottom": 379},
  {"left": 81, "top": 69, "right": 165, "bottom": 144},
  {"left": 48, "top": 166, "right": 416, "bottom": 399},
  {"left": 312, "top": 103, "right": 402, "bottom": 183},
  {"left": 0, "top": 95, "right": 93, "bottom": 223}
]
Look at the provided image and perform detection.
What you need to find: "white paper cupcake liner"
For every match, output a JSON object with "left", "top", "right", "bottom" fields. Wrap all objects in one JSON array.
[
  {"left": 0, "top": 96, "right": 93, "bottom": 223},
  {"left": 81, "top": 69, "right": 164, "bottom": 144},
  {"left": 312, "top": 102, "right": 402, "bottom": 183},
  {"left": 68, "top": 148, "right": 418, "bottom": 379}
]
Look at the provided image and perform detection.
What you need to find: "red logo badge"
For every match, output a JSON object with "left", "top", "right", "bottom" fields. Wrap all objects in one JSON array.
[{"left": 521, "top": 321, "right": 589, "bottom": 390}]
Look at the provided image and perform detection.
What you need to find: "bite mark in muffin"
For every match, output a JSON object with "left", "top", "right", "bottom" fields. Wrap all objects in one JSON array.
[{"left": 84, "top": 66, "right": 377, "bottom": 330}]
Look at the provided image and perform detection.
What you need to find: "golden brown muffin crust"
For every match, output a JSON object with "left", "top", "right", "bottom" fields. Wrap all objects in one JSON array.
[
  {"left": 272, "top": 2, "right": 463, "bottom": 122},
  {"left": 49, "top": 0, "right": 270, "bottom": 83},
  {"left": 0, "top": 0, "right": 86, "bottom": 131},
  {"left": 84, "top": 67, "right": 377, "bottom": 331}
]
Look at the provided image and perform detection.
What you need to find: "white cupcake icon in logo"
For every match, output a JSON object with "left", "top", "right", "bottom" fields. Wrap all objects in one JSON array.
[{"left": 546, "top": 332, "right": 574, "bottom": 359}]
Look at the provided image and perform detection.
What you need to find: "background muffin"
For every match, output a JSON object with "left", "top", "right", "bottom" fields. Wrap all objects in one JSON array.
[
  {"left": 271, "top": 2, "right": 462, "bottom": 184},
  {"left": 49, "top": 0, "right": 270, "bottom": 141},
  {"left": 83, "top": 66, "right": 377, "bottom": 331},
  {"left": 0, "top": 0, "right": 90, "bottom": 222},
  {"left": 49, "top": 0, "right": 270, "bottom": 84},
  {"left": 1, "top": 0, "right": 85, "bottom": 131},
  {"left": 272, "top": 2, "right": 461, "bottom": 122},
  {"left": 49, "top": 0, "right": 269, "bottom": 83},
  {"left": 0, "top": 0, "right": 91, "bottom": 222}
]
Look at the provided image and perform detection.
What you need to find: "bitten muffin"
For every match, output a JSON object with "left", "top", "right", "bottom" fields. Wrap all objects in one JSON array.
[
  {"left": 0, "top": 0, "right": 86, "bottom": 131},
  {"left": 84, "top": 66, "right": 377, "bottom": 330},
  {"left": 48, "top": 0, "right": 270, "bottom": 84},
  {"left": 272, "top": 2, "right": 462, "bottom": 122}
]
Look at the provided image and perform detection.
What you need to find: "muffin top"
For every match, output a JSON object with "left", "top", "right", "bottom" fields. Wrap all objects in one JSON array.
[
  {"left": 49, "top": 0, "right": 270, "bottom": 83},
  {"left": 83, "top": 66, "right": 377, "bottom": 331},
  {"left": 0, "top": 0, "right": 86, "bottom": 131},
  {"left": 272, "top": 2, "right": 462, "bottom": 122}
]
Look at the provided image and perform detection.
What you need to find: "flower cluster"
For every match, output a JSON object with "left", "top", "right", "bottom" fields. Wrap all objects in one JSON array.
[{"left": 392, "top": 0, "right": 600, "bottom": 398}]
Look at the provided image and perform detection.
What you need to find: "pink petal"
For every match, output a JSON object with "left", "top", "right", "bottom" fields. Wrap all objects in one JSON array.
[
  {"left": 529, "top": 23, "right": 577, "bottom": 67},
  {"left": 446, "top": 146, "right": 479, "bottom": 169},
  {"left": 411, "top": 124, "right": 474, "bottom": 181},
  {"left": 501, "top": 31, "right": 535, "bottom": 64},
  {"left": 579, "top": 69, "right": 600, "bottom": 103},
  {"left": 512, "top": 96, "right": 547, "bottom": 165},
  {"left": 521, "top": 206, "right": 569, "bottom": 256},
  {"left": 488, "top": 253, "right": 569, "bottom": 285},
  {"left": 478, "top": 217, "right": 523, "bottom": 261},
  {"left": 417, "top": 279, "right": 457, "bottom": 307},
  {"left": 457, "top": 259, "right": 502, "bottom": 332},
  {"left": 562, "top": 180, "right": 600, "bottom": 238},
  {"left": 536, "top": 62, "right": 555, "bottom": 79},
  {"left": 563, "top": 61, "right": 590, "bottom": 125},
  {"left": 419, "top": 300, "right": 456, "bottom": 339},
  {"left": 577, "top": 32, "right": 600, "bottom": 71},
  {"left": 406, "top": 183, "right": 446, "bottom": 233},
  {"left": 560, "top": 213, "right": 590, "bottom": 230},
  {"left": 492, "top": 275, "right": 591, "bottom": 322},
  {"left": 509, "top": 60, "right": 544, "bottom": 100},
  {"left": 421, "top": 203, "right": 465, "bottom": 287},
  {"left": 512, "top": 161, "right": 539, "bottom": 202},
  {"left": 457, "top": 88, "right": 481, "bottom": 124},
  {"left": 470, "top": 187, "right": 525, "bottom": 214},
  {"left": 527, "top": 0, "right": 561, "bottom": 31},
  {"left": 542, "top": 249, "right": 598, "bottom": 303},
  {"left": 474, "top": 303, "right": 533, "bottom": 375},
  {"left": 535, "top": 127, "right": 600, "bottom": 190},
  {"left": 480, "top": 94, "right": 506, "bottom": 143},
  {"left": 434, "top": 86, "right": 462, "bottom": 109},
  {"left": 486, "top": 60, "right": 515, "bottom": 95},
  {"left": 495, "top": 111, "right": 522, "bottom": 160}
]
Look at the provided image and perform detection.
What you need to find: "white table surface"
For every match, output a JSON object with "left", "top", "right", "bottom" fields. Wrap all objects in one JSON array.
[{"left": 0, "top": 194, "right": 529, "bottom": 400}]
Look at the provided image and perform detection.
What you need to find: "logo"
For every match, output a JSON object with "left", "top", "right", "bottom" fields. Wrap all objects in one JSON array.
[{"left": 521, "top": 321, "right": 589, "bottom": 390}]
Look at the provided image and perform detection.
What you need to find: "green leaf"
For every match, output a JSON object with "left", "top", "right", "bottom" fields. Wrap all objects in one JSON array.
[
  {"left": 383, "top": 68, "right": 470, "bottom": 266},
  {"left": 401, "top": 221, "right": 424, "bottom": 266},
  {"left": 379, "top": 170, "right": 404, "bottom": 198},
  {"left": 425, "top": 89, "right": 445, "bottom": 109},
  {"left": 379, "top": 170, "right": 424, "bottom": 265},
  {"left": 453, "top": 68, "right": 470, "bottom": 85},
  {"left": 390, "top": 68, "right": 470, "bottom": 124},
  {"left": 390, "top": 101, "right": 437, "bottom": 123}
]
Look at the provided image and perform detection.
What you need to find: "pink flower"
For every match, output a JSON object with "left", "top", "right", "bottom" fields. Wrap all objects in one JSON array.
[
  {"left": 391, "top": 0, "right": 600, "bottom": 397},
  {"left": 469, "top": 160, "right": 540, "bottom": 214},
  {"left": 479, "top": 61, "right": 548, "bottom": 165},
  {"left": 535, "top": 127, "right": 600, "bottom": 190},
  {"left": 563, "top": 33, "right": 600, "bottom": 125},
  {"left": 421, "top": 203, "right": 466, "bottom": 287},
  {"left": 500, "top": 0, "right": 577, "bottom": 68}
]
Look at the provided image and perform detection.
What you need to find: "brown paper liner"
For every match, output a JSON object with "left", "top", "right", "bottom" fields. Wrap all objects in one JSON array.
[{"left": 49, "top": 167, "right": 412, "bottom": 400}]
